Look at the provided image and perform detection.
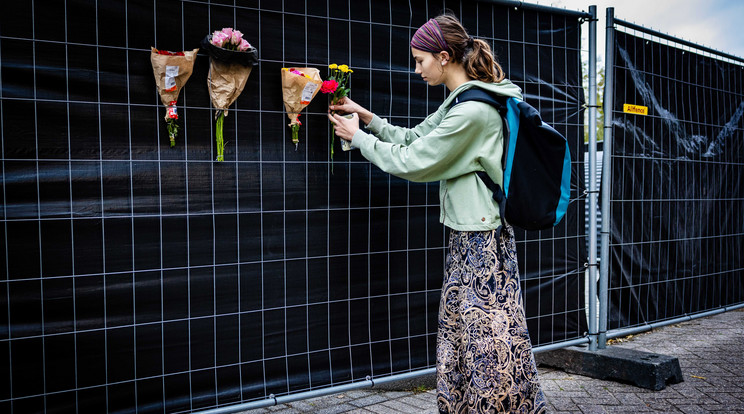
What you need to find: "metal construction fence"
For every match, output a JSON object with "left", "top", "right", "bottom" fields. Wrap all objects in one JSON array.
[
  {"left": 598, "top": 8, "right": 744, "bottom": 344},
  {"left": 0, "top": 1, "right": 590, "bottom": 413}
]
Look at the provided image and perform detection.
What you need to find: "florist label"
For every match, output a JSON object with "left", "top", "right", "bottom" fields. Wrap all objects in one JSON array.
[
  {"left": 623, "top": 103, "right": 648, "bottom": 115},
  {"left": 301, "top": 82, "right": 318, "bottom": 105},
  {"left": 165, "top": 66, "right": 180, "bottom": 91}
]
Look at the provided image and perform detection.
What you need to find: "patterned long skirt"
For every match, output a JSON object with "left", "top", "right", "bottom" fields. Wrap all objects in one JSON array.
[{"left": 437, "top": 226, "right": 547, "bottom": 413}]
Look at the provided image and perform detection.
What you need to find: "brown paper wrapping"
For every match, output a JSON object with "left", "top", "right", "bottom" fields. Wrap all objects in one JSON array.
[
  {"left": 149, "top": 48, "right": 199, "bottom": 114},
  {"left": 207, "top": 60, "right": 253, "bottom": 114},
  {"left": 281, "top": 67, "right": 322, "bottom": 127}
]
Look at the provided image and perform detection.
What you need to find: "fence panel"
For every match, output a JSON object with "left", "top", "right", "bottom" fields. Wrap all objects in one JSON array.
[
  {"left": 605, "top": 22, "right": 744, "bottom": 331},
  {"left": 0, "top": 0, "right": 587, "bottom": 412}
]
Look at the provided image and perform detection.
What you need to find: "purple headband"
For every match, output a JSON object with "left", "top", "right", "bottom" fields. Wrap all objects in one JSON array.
[{"left": 410, "top": 18, "right": 449, "bottom": 53}]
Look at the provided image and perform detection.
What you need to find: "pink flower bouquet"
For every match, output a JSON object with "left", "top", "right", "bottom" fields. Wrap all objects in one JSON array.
[
  {"left": 281, "top": 67, "right": 322, "bottom": 148},
  {"left": 150, "top": 47, "right": 199, "bottom": 147},
  {"left": 202, "top": 28, "right": 259, "bottom": 161}
]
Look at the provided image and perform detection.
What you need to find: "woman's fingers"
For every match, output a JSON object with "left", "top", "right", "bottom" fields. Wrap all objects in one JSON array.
[
  {"left": 327, "top": 112, "right": 358, "bottom": 141},
  {"left": 329, "top": 97, "right": 359, "bottom": 114}
]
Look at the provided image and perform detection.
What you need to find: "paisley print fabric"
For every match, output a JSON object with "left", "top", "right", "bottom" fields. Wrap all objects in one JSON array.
[{"left": 437, "top": 226, "right": 547, "bottom": 413}]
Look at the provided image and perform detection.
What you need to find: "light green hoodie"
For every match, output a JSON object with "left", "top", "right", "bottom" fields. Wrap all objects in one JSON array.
[{"left": 350, "top": 79, "right": 523, "bottom": 231}]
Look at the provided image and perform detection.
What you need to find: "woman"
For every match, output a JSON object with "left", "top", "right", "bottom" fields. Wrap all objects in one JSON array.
[{"left": 329, "top": 14, "right": 547, "bottom": 414}]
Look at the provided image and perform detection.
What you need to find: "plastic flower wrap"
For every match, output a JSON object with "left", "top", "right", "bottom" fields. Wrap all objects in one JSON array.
[
  {"left": 201, "top": 28, "right": 259, "bottom": 161},
  {"left": 281, "top": 67, "right": 322, "bottom": 148},
  {"left": 150, "top": 48, "right": 199, "bottom": 147},
  {"left": 322, "top": 63, "right": 354, "bottom": 166}
]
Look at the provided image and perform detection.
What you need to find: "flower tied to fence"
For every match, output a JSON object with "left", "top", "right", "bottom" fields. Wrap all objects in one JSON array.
[
  {"left": 322, "top": 63, "right": 354, "bottom": 170},
  {"left": 201, "top": 27, "right": 259, "bottom": 161},
  {"left": 281, "top": 67, "right": 322, "bottom": 149},
  {"left": 149, "top": 47, "right": 199, "bottom": 147}
]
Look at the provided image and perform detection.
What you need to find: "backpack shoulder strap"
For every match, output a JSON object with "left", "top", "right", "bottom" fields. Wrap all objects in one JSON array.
[
  {"left": 449, "top": 87, "right": 511, "bottom": 225},
  {"left": 449, "top": 87, "right": 510, "bottom": 166},
  {"left": 450, "top": 88, "right": 507, "bottom": 117}
]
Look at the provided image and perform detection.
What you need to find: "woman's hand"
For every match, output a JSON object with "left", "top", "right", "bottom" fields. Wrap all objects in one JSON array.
[
  {"left": 329, "top": 97, "right": 373, "bottom": 125},
  {"left": 328, "top": 112, "right": 359, "bottom": 141}
]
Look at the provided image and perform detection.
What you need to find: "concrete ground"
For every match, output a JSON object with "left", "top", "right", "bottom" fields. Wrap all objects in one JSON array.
[{"left": 239, "top": 308, "right": 744, "bottom": 413}]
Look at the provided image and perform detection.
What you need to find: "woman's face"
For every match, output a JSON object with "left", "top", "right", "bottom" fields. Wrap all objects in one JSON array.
[{"left": 412, "top": 47, "right": 445, "bottom": 86}]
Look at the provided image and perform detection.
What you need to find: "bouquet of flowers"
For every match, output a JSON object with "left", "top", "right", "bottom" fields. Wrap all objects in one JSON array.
[
  {"left": 281, "top": 67, "right": 322, "bottom": 148},
  {"left": 201, "top": 28, "right": 259, "bottom": 161},
  {"left": 150, "top": 47, "right": 199, "bottom": 147},
  {"left": 321, "top": 63, "right": 354, "bottom": 164}
]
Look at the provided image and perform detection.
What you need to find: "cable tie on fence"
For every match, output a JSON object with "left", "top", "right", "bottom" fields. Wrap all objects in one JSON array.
[
  {"left": 582, "top": 104, "right": 602, "bottom": 108},
  {"left": 269, "top": 394, "right": 277, "bottom": 406}
]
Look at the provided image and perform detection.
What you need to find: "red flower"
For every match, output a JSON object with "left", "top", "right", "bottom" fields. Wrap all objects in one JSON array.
[
  {"left": 156, "top": 49, "right": 185, "bottom": 56},
  {"left": 320, "top": 80, "right": 339, "bottom": 94}
]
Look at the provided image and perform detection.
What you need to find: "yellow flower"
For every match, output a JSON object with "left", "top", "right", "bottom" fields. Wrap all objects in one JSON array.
[
  {"left": 338, "top": 64, "right": 349, "bottom": 73},
  {"left": 348, "top": 69, "right": 354, "bottom": 73},
  {"left": 329, "top": 64, "right": 338, "bottom": 69}
]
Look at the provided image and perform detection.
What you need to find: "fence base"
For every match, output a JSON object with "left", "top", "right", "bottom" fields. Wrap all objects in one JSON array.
[{"left": 536, "top": 345, "right": 683, "bottom": 390}]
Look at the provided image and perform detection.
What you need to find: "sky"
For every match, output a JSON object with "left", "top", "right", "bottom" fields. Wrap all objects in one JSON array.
[{"left": 538, "top": 0, "right": 744, "bottom": 63}]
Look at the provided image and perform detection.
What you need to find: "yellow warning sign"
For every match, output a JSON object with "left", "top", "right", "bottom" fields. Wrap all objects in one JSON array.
[{"left": 623, "top": 104, "right": 648, "bottom": 115}]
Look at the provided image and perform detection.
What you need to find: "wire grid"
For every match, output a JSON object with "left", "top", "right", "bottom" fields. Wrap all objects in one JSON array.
[
  {"left": 606, "top": 25, "right": 744, "bottom": 331},
  {"left": 0, "top": 0, "right": 586, "bottom": 412}
]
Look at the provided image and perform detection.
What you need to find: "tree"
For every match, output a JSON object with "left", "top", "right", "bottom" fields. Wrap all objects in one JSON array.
[{"left": 583, "top": 59, "right": 605, "bottom": 144}]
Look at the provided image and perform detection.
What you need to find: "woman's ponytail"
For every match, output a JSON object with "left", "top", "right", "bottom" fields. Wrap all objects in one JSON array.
[
  {"left": 464, "top": 38, "right": 505, "bottom": 83},
  {"left": 432, "top": 14, "right": 505, "bottom": 83}
]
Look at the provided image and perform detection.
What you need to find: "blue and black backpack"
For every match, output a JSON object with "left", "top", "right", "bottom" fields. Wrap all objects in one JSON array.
[{"left": 451, "top": 88, "right": 571, "bottom": 231}]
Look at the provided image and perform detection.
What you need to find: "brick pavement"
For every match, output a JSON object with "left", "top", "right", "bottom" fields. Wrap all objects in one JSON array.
[{"left": 238, "top": 308, "right": 744, "bottom": 413}]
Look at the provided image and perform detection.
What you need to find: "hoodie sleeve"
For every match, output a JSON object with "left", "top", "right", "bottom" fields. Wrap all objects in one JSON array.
[
  {"left": 364, "top": 110, "right": 445, "bottom": 146},
  {"left": 351, "top": 101, "right": 497, "bottom": 183}
]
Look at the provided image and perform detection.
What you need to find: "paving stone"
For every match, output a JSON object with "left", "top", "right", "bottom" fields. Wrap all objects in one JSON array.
[
  {"left": 380, "top": 399, "right": 425, "bottom": 413},
  {"left": 677, "top": 405, "right": 713, "bottom": 414},
  {"left": 266, "top": 405, "right": 290, "bottom": 411},
  {"left": 576, "top": 404, "right": 607, "bottom": 414},
  {"left": 348, "top": 395, "right": 387, "bottom": 407},
  {"left": 235, "top": 310, "right": 744, "bottom": 414},
  {"left": 365, "top": 404, "right": 398, "bottom": 414},
  {"left": 286, "top": 400, "right": 320, "bottom": 412},
  {"left": 343, "top": 390, "right": 373, "bottom": 399},
  {"left": 267, "top": 408, "right": 301, "bottom": 414},
  {"left": 312, "top": 403, "right": 358, "bottom": 414},
  {"left": 301, "top": 395, "right": 350, "bottom": 410},
  {"left": 610, "top": 392, "right": 645, "bottom": 405},
  {"left": 552, "top": 390, "right": 592, "bottom": 399},
  {"left": 395, "top": 395, "right": 435, "bottom": 409},
  {"left": 376, "top": 391, "right": 408, "bottom": 399}
]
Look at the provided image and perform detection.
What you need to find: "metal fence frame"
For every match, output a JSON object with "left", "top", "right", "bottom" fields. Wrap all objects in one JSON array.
[
  {"left": 598, "top": 7, "right": 744, "bottom": 349},
  {"left": 200, "top": 2, "right": 598, "bottom": 412},
  {"left": 0, "top": 1, "right": 593, "bottom": 413}
]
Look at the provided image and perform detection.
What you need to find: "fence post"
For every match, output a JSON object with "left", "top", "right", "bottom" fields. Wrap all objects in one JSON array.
[
  {"left": 586, "top": 5, "right": 599, "bottom": 351},
  {"left": 598, "top": 7, "right": 615, "bottom": 349}
]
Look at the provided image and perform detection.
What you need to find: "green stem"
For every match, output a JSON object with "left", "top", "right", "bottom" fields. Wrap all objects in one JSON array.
[
  {"left": 331, "top": 128, "right": 335, "bottom": 174},
  {"left": 216, "top": 111, "right": 225, "bottom": 162},
  {"left": 166, "top": 118, "right": 179, "bottom": 148},
  {"left": 330, "top": 98, "right": 337, "bottom": 174}
]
